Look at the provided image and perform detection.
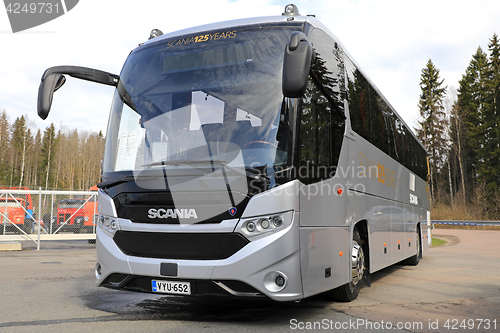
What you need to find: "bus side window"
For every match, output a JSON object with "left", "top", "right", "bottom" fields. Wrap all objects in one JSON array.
[{"left": 300, "top": 66, "right": 345, "bottom": 184}]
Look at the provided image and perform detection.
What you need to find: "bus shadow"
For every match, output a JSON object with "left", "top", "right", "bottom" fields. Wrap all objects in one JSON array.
[
  {"left": 84, "top": 287, "right": 337, "bottom": 324},
  {"left": 84, "top": 267, "right": 411, "bottom": 324},
  {"left": 135, "top": 294, "right": 333, "bottom": 323}
]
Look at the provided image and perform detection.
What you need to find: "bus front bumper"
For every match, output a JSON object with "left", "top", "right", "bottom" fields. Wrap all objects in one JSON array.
[{"left": 95, "top": 213, "right": 303, "bottom": 302}]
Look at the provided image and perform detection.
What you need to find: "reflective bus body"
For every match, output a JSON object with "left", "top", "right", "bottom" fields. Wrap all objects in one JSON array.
[{"left": 38, "top": 5, "right": 430, "bottom": 302}]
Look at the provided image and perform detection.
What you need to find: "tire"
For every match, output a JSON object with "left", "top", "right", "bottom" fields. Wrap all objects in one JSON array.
[
  {"left": 23, "top": 221, "right": 32, "bottom": 234},
  {"left": 402, "top": 227, "right": 421, "bottom": 266},
  {"left": 330, "top": 228, "right": 366, "bottom": 302}
]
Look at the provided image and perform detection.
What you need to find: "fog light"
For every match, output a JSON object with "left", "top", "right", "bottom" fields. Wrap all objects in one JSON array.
[
  {"left": 110, "top": 220, "right": 117, "bottom": 230},
  {"left": 275, "top": 275, "right": 285, "bottom": 287},
  {"left": 264, "top": 271, "right": 288, "bottom": 292},
  {"left": 95, "top": 263, "right": 102, "bottom": 279},
  {"left": 104, "top": 217, "right": 110, "bottom": 227},
  {"left": 246, "top": 221, "right": 256, "bottom": 232},
  {"left": 99, "top": 215, "right": 105, "bottom": 224},
  {"left": 260, "top": 218, "right": 270, "bottom": 229}
]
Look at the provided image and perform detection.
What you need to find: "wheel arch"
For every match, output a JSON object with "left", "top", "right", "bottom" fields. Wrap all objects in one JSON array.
[
  {"left": 416, "top": 221, "right": 422, "bottom": 259},
  {"left": 353, "top": 220, "right": 370, "bottom": 272}
]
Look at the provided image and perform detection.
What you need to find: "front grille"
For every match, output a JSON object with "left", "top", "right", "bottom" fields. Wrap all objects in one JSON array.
[
  {"left": 112, "top": 191, "right": 250, "bottom": 224},
  {"left": 113, "top": 231, "right": 249, "bottom": 260},
  {"left": 59, "top": 214, "right": 71, "bottom": 224},
  {"left": 101, "top": 274, "right": 264, "bottom": 298}
]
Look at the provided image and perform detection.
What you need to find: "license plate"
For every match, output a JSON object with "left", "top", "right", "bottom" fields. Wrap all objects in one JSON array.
[{"left": 152, "top": 280, "right": 191, "bottom": 295}]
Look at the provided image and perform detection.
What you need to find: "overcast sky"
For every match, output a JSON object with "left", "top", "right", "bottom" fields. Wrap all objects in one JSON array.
[{"left": 1, "top": 0, "right": 499, "bottom": 136}]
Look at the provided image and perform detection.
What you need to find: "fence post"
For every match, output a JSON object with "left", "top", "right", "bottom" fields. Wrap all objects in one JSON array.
[{"left": 37, "top": 187, "right": 42, "bottom": 250}]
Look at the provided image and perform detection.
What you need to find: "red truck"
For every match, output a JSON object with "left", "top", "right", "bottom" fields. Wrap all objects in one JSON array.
[
  {"left": 52, "top": 186, "right": 98, "bottom": 233},
  {"left": 0, "top": 186, "right": 35, "bottom": 234},
  {"left": 55, "top": 198, "right": 86, "bottom": 232},
  {"left": 0, "top": 197, "right": 30, "bottom": 234}
]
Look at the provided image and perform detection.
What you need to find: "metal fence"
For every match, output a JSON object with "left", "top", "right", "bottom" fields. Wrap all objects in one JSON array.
[
  {"left": 432, "top": 220, "right": 500, "bottom": 226},
  {"left": 0, "top": 189, "right": 97, "bottom": 250}
]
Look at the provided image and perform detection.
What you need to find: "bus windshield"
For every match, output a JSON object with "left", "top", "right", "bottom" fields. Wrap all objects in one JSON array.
[{"left": 103, "top": 24, "right": 301, "bottom": 177}]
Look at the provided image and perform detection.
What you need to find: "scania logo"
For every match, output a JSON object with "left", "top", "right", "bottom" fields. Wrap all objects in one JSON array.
[{"left": 148, "top": 208, "right": 198, "bottom": 219}]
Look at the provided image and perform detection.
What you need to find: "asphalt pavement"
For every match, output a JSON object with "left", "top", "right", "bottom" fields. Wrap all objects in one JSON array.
[{"left": 0, "top": 229, "right": 499, "bottom": 333}]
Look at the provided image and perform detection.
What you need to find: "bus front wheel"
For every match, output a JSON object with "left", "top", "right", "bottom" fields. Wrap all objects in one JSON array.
[{"left": 329, "top": 228, "right": 366, "bottom": 302}]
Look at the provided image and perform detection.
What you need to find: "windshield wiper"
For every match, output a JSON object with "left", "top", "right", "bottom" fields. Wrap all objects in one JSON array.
[
  {"left": 141, "top": 159, "right": 227, "bottom": 167},
  {"left": 142, "top": 159, "right": 269, "bottom": 183}
]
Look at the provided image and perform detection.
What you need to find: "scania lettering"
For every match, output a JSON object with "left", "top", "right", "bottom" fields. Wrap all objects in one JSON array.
[
  {"left": 148, "top": 208, "right": 198, "bottom": 219},
  {"left": 37, "top": 4, "right": 431, "bottom": 302}
]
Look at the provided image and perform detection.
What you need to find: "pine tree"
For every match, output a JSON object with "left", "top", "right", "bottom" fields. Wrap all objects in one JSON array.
[
  {"left": 416, "top": 59, "right": 447, "bottom": 201},
  {"left": 11, "top": 115, "right": 33, "bottom": 187},
  {"left": 482, "top": 33, "right": 500, "bottom": 193},
  {"left": 0, "top": 110, "right": 11, "bottom": 184},
  {"left": 40, "top": 123, "right": 58, "bottom": 189},
  {"left": 457, "top": 47, "right": 490, "bottom": 190}
]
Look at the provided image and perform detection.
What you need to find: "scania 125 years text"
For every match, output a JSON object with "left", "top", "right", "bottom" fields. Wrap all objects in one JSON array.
[{"left": 37, "top": 4, "right": 431, "bottom": 302}]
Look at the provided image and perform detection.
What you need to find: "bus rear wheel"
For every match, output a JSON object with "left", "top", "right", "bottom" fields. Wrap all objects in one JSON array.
[{"left": 330, "top": 228, "right": 366, "bottom": 302}]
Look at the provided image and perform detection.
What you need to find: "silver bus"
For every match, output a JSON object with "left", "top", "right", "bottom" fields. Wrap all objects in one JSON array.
[{"left": 37, "top": 4, "right": 431, "bottom": 302}]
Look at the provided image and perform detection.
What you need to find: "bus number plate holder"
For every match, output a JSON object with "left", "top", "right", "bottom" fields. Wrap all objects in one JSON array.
[{"left": 152, "top": 280, "right": 191, "bottom": 295}]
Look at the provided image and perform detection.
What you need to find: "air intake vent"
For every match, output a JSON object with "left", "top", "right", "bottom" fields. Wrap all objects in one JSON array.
[{"left": 113, "top": 231, "right": 249, "bottom": 260}]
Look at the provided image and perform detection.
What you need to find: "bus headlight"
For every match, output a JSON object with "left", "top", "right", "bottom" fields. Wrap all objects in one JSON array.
[
  {"left": 246, "top": 221, "right": 256, "bottom": 232},
  {"left": 238, "top": 211, "right": 294, "bottom": 240},
  {"left": 272, "top": 215, "right": 283, "bottom": 227},
  {"left": 98, "top": 214, "right": 119, "bottom": 235},
  {"left": 260, "top": 218, "right": 270, "bottom": 229}
]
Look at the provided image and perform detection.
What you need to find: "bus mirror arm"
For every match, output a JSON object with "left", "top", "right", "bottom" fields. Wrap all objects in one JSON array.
[
  {"left": 37, "top": 65, "right": 119, "bottom": 120},
  {"left": 282, "top": 32, "right": 314, "bottom": 98}
]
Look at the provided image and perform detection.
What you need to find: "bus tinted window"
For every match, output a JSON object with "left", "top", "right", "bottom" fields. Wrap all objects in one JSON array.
[
  {"left": 345, "top": 57, "right": 427, "bottom": 179},
  {"left": 300, "top": 29, "right": 346, "bottom": 184}
]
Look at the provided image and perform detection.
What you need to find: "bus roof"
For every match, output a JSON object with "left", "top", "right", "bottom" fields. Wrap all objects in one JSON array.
[{"left": 142, "top": 14, "right": 310, "bottom": 47}]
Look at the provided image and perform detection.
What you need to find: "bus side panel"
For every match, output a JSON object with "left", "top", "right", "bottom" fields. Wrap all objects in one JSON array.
[
  {"left": 417, "top": 207, "right": 431, "bottom": 252},
  {"left": 299, "top": 226, "right": 349, "bottom": 298},
  {"left": 299, "top": 140, "right": 350, "bottom": 228},
  {"left": 407, "top": 205, "right": 430, "bottom": 256},
  {"left": 349, "top": 193, "right": 394, "bottom": 273},
  {"left": 392, "top": 201, "right": 407, "bottom": 263},
  {"left": 424, "top": 209, "right": 432, "bottom": 250}
]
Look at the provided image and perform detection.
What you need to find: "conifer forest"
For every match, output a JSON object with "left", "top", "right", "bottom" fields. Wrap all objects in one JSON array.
[
  {"left": 416, "top": 33, "right": 500, "bottom": 219},
  {"left": 0, "top": 112, "right": 104, "bottom": 191}
]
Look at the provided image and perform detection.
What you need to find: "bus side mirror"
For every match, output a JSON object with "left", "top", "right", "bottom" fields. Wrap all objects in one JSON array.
[
  {"left": 37, "top": 65, "right": 119, "bottom": 120},
  {"left": 282, "top": 32, "right": 314, "bottom": 98},
  {"left": 37, "top": 73, "right": 66, "bottom": 120}
]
